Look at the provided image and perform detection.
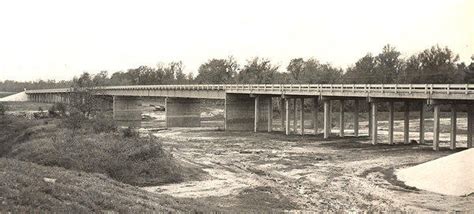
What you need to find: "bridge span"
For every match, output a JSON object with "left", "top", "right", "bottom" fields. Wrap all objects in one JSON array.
[{"left": 26, "top": 84, "right": 474, "bottom": 150}]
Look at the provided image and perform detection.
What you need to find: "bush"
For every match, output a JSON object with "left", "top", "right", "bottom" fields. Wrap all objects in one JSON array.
[
  {"left": 0, "top": 103, "right": 7, "bottom": 115},
  {"left": 91, "top": 115, "right": 117, "bottom": 133},
  {"left": 9, "top": 130, "right": 187, "bottom": 186},
  {"left": 63, "top": 109, "right": 86, "bottom": 131},
  {"left": 48, "top": 103, "right": 67, "bottom": 117},
  {"left": 121, "top": 127, "right": 139, "bottom": 138}
]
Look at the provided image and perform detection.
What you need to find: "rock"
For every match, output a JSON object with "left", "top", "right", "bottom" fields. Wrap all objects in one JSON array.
[{"left": 43, "top": 177, "right": 56, "bottom": 184}]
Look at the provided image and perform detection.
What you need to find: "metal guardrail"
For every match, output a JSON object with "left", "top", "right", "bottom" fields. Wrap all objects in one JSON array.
[{"left": 26, "top": 84, "right": 474, "bottom": 95}]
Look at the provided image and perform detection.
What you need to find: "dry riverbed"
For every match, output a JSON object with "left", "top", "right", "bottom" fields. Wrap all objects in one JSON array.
[{"left": 143, "top": 123, "right": 474, "bottom": 212}]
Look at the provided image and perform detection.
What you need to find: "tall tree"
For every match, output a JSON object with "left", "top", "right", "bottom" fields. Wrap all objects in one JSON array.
[
  {"left": 375, "top": 44, "right": 403, "bottom": 83},
  {"left": 237, "top": 57, "right": 279, "bottom": 84},
  {"left": 344, "top": 54, "right": 377, "bottom": 83},
  {"left": 195, "top": 57, "right": 239, "bottom": 84}
]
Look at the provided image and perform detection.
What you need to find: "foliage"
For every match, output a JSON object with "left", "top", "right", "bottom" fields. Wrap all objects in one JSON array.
[
  {"left": 195, "top": 57, "right": 239, "bottom": 84},
  {"left": 0, "top": 103, "right": 7, "bottom": 115},
  {"left": 91, "top": 114, "right": 117, "bottom": 134},
  {"left": 121, "top": 127, "right": 139, "bottom": 138},
  {"left": 62, "top": 108, "right": 86, "bottom": 131},
  {"left": 48, "top": 103, "right": 67, "bottom": 117},
  {"left": 237, "top": 57, "right": 279, "bottom": 84},
  {"left": 1, "top": 44, "right": 473, "bottom": 90},
  {"left": 287, "top": 58, "right": 342, "bottom": 84}
]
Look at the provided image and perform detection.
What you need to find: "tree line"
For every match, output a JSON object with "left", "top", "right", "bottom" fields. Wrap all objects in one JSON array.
[{"left": 1, "top": 44, "right": 473, "bottom": 92}]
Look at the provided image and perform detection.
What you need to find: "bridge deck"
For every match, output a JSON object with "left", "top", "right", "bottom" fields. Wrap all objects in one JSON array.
[{"left": 25, "top": 84, "right": 474, "bottom": 101}]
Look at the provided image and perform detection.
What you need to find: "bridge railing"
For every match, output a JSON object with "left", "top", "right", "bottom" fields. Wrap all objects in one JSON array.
[
  {"left": 225, "top": 84, "right": 474, "bottom": 95},
  {"left": 25, "top": 84, "right": 474, "bottom": 95}
]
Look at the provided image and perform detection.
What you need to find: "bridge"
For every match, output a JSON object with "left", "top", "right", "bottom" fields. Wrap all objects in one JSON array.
[{"left": 26, "top": 84, "right": 474, "bottom": 151}]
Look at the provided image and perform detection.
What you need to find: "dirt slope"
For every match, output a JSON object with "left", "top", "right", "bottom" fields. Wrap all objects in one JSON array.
[{"left": 396, "top": 148, "right": 474, "bottom": 196}]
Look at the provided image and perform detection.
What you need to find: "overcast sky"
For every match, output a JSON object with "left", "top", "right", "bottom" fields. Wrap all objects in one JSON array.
[{"left": 0, "top": 0, "right": 472, "bottom": 81}]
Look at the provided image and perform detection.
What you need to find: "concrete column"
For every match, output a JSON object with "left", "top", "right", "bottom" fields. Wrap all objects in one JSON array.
[
  {"left": 280, "top": 98, "right": 285, "bottom": 132},
  {"left": 420, "top": 102, "right": 425, "bottom": 144},
  {"left": 433, "top": 105, "right": 440, "bottom": 151},
  {"left": 450, "top": 104, "right": 457, "bottom": 150},
  {"left": 285, "top": 98, "right": 290, "bottom": 135},
  {"left": 225, "top": 94, "right": 254, "bottom": 131},
  {"left": 354, "top": 100, "right": 359, "bottom": 137},
  {"left": 404, "top": 102, "right": 410, "bottom": 144},
  {"left": 166, "top": 97, "right": 201, "bottom": 128},
  {"left": 324, "top": 99, "right": 331, "bottom": 139},
  {"left": 368, "top": 103, "right": 372, "bottom": 137},
  {"left": 388, "top": 101, "right": 394, "bottom": 145},
  {"left": 113, "top": 96, "right": 142, "bottom": 127},
  {"left": 254, "top": 96, "right": 259, "bottom": 133},
  {"left": 468, "top": 106, "right": 473, "bottom": 148},
  {"left": 300, "top": 98, "right": 305, "bottom": 135},
  {"left": 313, "top": 97, "right": 318, "bottom": 135},
  {"left": 268, "top": 97, "right": 273, "bottom": 132},
  {"left": 339, "top": 100, "right": 345, "bottom": 137},
  {"left": 293, "top": 98, "right": 297, "bottom": 133},
  {"left": 371, "top": 102, "right": 378, "bottom": 145}
]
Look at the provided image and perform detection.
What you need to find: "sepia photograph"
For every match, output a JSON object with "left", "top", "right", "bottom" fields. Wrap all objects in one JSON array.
[{"left": 0, "top": 0, "right": 473, "bottom": 212}]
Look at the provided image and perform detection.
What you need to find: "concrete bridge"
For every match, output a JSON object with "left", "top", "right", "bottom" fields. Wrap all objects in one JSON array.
[{"left": 26, "top": 84, "right": 474, "bottom": 150}]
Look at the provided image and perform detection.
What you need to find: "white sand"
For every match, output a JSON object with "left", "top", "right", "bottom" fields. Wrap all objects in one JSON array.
[
  {"left": 396, "top": 148, "right": 474, "bottom": 196},
  {"left": 0, "top": 92, "right": 28, "bottom": 102}
]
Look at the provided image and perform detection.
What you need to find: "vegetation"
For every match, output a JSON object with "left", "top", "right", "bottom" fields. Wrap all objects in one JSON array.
[
  {"left": 0, "top": 158, "right": 218, "bottom": 212},
  {"left": 1, "top": 45, "right": 473, "bottom": 93},
  {"left": 0, "top": 115, "right": 203, "bottom": 186},
  {"left": 0, "top": 103, "right": 7, "bottom": 115}
]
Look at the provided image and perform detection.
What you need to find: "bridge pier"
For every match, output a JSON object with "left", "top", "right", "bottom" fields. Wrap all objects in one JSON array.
[
  {"left": 420, "top": 102, "right": 425, "bottom": 144},
  {"left": 388, "top": 101, "right": 394, "bottom": 145},
  {"left": 300, "top": 98, "right": 304, "bottom": 135},
  {"left": 339, "top": 100, "right": 345, "bottom": 137},
  {"left": 280, "top": 98, "right": 285, "bottom": 133},
  {"left": 468, "top": 106, "right": 473, "bottom": 148},
  {"left": 354, "top": 100, "right": 359, "bottom": 137},
  {"left": 312, "top": 97, "right": 318, "bottom": 135},
  {"left": 165, "top": 97, "right": 201, "bottom": 128},
  {"left": 285, "top": 98, "right": 290, "bottom": 135},
  {"left": 225, "top": 94, "right": 254, "bottom": 131},
  {"left": 368, "top": 103, "right": 372, "bottom": 137},
  {"left": 371, "top": 102, "right": 378, "bottom": 145},
  {"left": 267, "top": 97, "right": 273, "bottom": 132},
  {"left": 450, "top": 104, "right": 457, "bottom": 150},
  {"left": 113, "top": 96, "right": 142, "bottom": 127},
  {"left": 323, "top": 99, "right": 331, "bottom": 139},
  {"left": 433, "top": 104, "right": 440, "bottom": 151},
  {"left": 293, "top": 98, "right": 297, "bottom": 133},
  {"left": 404, "top": 102, "right": 410, "bottom": 144}
]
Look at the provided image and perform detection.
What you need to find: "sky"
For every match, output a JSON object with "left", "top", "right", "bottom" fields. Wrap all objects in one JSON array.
[{"left": 0, "top": 0, "right": 472, "bottom": 81}]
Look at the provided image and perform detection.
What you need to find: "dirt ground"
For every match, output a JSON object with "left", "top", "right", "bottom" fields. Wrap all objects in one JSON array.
[{"left": 142, "top": 110, "right": 474, "bottom": 212}]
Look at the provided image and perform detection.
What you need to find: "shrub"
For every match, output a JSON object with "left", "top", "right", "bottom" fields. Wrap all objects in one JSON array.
[
  {"left": 48, "top": 103, "right": 67, "bottom": 117},
  {"left": 0, "top": 103, "right": 7, "bottom": 115},
  {"left": 63, "top": 108, "right": 86, "bottom": 131},
  {"left": 121, "top": 127, "right": 139, "bottom": 138},
  {"left": 91, "top": 114, "right": 117, "bottom": 133}
]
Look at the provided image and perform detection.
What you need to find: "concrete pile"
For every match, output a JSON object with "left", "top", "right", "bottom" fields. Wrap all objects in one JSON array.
[{"left": 396, "top": 148, "right": 474, "bottom": 196}]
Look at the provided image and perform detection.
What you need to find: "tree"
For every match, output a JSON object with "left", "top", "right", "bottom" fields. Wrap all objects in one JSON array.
[
  {"left": 465, "top": 56, "right": 474, "bottom": 83},
  {"left": 374, "top": 44, "right": 403, "bottom": 83},
  {"left": 414, "top": 45, "right": 460, "bottom": 83},
  {"left": 237, "top": 57, "right": 279, "bottom": 84},
  {"left": 195, "top": 57, "right": 239, "bottom": 84},
  {"left": 287, "top": 58, "right": 342, "bottom": 84},
  {"left": 344, "top": 54, "right": 377, "bottom": 83},
  {"left": 287, "top": 58, "right": 305, "bottom": 83}
]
